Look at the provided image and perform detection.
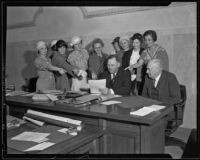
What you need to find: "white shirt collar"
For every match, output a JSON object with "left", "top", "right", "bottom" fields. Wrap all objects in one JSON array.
[{"left": 154, "top": 72, "right": 162, "bottom": 87}]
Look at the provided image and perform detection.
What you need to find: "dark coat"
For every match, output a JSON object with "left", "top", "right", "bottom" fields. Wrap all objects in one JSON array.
[
  {"left": 51, "top": 51, "right": 76, "bottom": 91},
  {"left": 142, "top": 70, "right": 181, "bottom": 105},
  {"left": 99, "top": 67, "right": 132, "bottom": 95},
  {"left": 122, "top": 48, "right": 145, "bottom": 82}
]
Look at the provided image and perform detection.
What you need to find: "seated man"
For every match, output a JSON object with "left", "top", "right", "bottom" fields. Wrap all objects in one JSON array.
[
  {"left": 98, "top": 54, "right": 132, "bottom": 95},
  {"left": 142, "top": 59, "right": 181, "bottom": 105}
]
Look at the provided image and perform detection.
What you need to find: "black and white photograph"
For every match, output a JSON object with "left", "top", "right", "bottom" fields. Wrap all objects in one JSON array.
[{"left": 1, "top": 1, "right": 198, "bottom": 159}]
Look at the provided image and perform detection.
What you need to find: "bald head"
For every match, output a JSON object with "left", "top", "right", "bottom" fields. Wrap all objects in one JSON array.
[{"left": 146, "top": 59, "right": 163, "bottom": 79}]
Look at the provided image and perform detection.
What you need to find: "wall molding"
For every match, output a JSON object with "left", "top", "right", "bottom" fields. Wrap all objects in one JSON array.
[
  {"left": 79, "top": 2, "right": 196, "bottom": 19},
  {"left": 7, "top": 7, "right": 43, "bottom": 30}
]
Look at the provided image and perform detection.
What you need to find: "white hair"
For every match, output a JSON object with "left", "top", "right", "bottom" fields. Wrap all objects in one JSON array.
[{"left": 148, "top": 59, "right": 163, "bottom": 70}]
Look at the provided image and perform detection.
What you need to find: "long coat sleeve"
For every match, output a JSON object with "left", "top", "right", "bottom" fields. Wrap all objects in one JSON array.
[{"left": 52, "top": 51, "right": 75, "bottom": 76}]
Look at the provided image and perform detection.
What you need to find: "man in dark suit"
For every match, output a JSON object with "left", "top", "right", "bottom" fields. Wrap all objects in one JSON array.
[
  {"left": 98, "top": 55, "right": 132, "bottom": 95},
  {"left": 142, "top": 59, "right": 181, "bottom": 105}
]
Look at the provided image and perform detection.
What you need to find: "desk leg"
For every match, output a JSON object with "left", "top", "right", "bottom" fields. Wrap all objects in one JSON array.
[{"left": 140, "top": 117, "right": 165, "bottom": 153}]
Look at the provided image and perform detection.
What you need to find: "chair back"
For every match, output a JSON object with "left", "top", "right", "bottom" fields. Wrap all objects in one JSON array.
[{"left": 166, "top": 84, "right": 187, "bottom": 135}]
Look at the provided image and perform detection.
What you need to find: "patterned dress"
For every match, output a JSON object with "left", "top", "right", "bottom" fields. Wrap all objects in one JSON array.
[
  {"left": 68, "top": 49, "right": 89, "bottom": 91},
  {"left": 140, "top": 44, "right": 169, "bottom": 71},
  {"left": 34, "top": 55, "right": 56, "bottom": 92}
]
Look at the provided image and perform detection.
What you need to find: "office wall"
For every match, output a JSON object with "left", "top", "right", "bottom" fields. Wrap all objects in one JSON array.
[{"left": 6, "top": 4, "right": 196, "bottom": 128}]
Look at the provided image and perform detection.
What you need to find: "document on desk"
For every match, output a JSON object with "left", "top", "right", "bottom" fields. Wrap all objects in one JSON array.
[
  {"left": 130, "top": 107, "right": 157, "bottom": 116},
  {"left": 147, "top": 105, "right": 166, "bottom": 110},
  {"left": 45, "top": 94, "right": 58, "bottom": 101},
  {"left": 130, "top": 104, "right": 166, "bottom": 116},
  {"left": 101, "top": 100, "right": 122, "bottom": 105},
  {"left": 25, "top": 142, "right": 55, "bottom": 151},
  {"left": 88, "top": 79, "right": 106, "bottom": 94},
  {"left": 11, "top": 131, "right": 50, "bottom": 143}
]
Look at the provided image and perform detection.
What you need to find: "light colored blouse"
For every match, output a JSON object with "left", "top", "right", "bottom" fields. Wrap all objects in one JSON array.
[{"left": 129, "top": 49, "right": 140, "bottom": 66}]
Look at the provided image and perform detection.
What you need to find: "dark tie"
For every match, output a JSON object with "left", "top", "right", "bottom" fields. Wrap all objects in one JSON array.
[{"left": 111, "top": 74, "right": 115, "bottom": 86}]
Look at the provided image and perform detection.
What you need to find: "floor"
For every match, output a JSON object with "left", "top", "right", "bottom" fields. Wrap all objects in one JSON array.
[{"left": 165, "top": 127, "right": 192, "bottom": 159}]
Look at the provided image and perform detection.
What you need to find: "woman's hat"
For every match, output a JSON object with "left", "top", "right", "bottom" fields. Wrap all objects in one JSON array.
[
  {"left": 55, "top": 40, "right": 67, "bottom": 49},
  {"left": 111, "top": 37, "right": 120, "bottom": 44},
  {"left": 50, "top": 40, "right": 58, "bottom": 47},
  {"left": 131, "top": 33, "right": 143, "bottom": 43},
  {"left": 36, "top": 41, "right": 46, "bottom": 50},
  {"left": 119, "top": 36, "right": 130, "bottom": 43},
  {"left": 71, "top": 36, "right": 82, "bottom": 46}
]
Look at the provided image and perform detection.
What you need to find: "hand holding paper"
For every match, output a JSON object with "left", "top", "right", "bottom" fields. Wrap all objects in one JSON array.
[{"left": 88, "top": 79, "right": 106, "bottom": 94}]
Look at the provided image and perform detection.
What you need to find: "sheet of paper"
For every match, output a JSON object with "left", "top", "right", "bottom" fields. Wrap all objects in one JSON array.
[
  {"left": 101, "top": 100, "right": 122, "bottom": 105},
  {"left": 130, "top": 107, "right": 155, "bottom": 116},
  {"left": 11, "top": 131, "right": 50, "bottom": 143},
  {"left": 24, "top": 142, "right": 55, "bottom": 151},
  {"left": 147, "top": 105, "right": 166, "bottom": 111},
  {"left": 45, "top": 94, "right": 58, "bottom": 101},
  {"left": 88, "top": 79, "right": 106, "bottom": 94},
  {"left": 57, "top": 128, "right": 69, "bottom": 134},
  {"left": 21, "top": 92, "right": 37, "bottom": 96},
  {"left": 100, "top": 94, "right": 122, "bottom": 101}
]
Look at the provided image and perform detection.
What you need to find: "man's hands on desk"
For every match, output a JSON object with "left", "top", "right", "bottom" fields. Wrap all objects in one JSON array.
[{"left": 99, "top": 88, "right": 114, "bottom": 95}]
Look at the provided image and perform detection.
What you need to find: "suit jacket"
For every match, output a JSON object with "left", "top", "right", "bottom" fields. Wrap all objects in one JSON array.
[
  {"left": 142, "top": 70, "right": 181, "bottom": 105},
  {"left": 99, "top": 67, "right": 132, "bottom": 95}
]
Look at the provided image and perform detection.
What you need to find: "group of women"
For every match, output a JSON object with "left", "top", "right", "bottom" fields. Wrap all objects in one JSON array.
[{"left": 34, "top": 30, "right": 169, "bottom": 95}]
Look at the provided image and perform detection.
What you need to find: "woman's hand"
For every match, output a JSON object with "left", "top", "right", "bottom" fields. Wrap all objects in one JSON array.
[
  {"left": 125, "top": 65, "right": 134, "bottom": 71},
  {"left": 58, "top": 68, "right": 66, "bottom": 75},
  {"left": 99, "top": 88, "right": 109, "bottom": 95},
  {"left": 92, "top": 72, "right": 97, "bottom": 80}
]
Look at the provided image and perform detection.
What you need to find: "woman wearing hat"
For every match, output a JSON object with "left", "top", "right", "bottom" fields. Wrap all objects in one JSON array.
[
  {"left": 111, "top": 36, "right": 124, "bottom": 64},
  {"left": 88, "top": 38, "right": 108, "bottom": 80},
  {"left": 126, "top": 30, "right": 169, "bottom": 72},
  {"left": 34, "top": 41, "right": 66, "bottom": 92},
  {"left": 50, "top": 39, "right": 80, "bottom": 91},
  {"left": 68, "top": 36, "right": 89, "bottom": 91},
  {"left": 123, "top": 33, "right": 145, "bottom": 95}
]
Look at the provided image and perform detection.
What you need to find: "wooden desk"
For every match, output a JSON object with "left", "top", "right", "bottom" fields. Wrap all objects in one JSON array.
[
  {"left": 7, "top": 122, "right": 104, "bottom": 154},
  {"left": 5, "top": 95, "right": 173, "bottom": 154}
]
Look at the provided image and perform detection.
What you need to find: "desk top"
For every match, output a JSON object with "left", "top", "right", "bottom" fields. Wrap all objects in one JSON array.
[
  {"left": 6, "top": 95, "right": 173, "bottom": 125},
  {"left": 7, "top": 122, "right": 103, "bottom": 154}
]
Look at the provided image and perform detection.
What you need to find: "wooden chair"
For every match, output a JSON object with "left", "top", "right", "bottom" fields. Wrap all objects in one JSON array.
[
  {"left": 22, "top": 77, "right": 38, "bottom": 92},
  {"left": 165, "top": 84, "right": 187, "bottom": 150}
]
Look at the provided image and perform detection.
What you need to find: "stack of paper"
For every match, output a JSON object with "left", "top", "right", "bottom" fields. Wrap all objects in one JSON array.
[
  {"left": 101, "top": 100, "right": 122, "bottom": 105},
  {"left": 11, "top": 131, "right": 50, "bottom": 143},
  {"left": 25, "top": 142, "right": 55, "bottom": 151},
  {"left": 130, "top": 105, "right": 165, "bottom": 116},
  {"left": 6, "top": 90, "right": 29, "bottom": 96},
  {"left": 88, "top": 79, "right": 106, "bottom": 94}
]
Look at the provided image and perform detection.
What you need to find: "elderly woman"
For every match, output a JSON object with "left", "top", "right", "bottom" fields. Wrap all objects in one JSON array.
[
  {"left": 68, "top": 36, "right": 89, "bottom": 91},
  {"left": 34, "top": 41, "right": 65, "bottom": 92},
  {"left": 124, "top": 33, "right": 145, "bottom": 95},
  {"left": 88, "top": 38, "right": 108, "bottom": 79},
  {"left": 111, "top": 36, "right": 124, "bottom": 64},
  {"left": 127, "top": 30, "right": 169, "bottom": 72}
]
